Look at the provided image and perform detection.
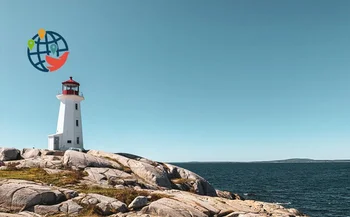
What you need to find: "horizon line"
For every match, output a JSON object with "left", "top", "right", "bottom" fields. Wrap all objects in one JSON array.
[{"left": 168, "top": 158, "right": 350, "bottom": 163}]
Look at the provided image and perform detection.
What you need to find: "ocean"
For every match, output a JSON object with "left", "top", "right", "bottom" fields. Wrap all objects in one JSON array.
[{"left": 172, "top": 162, "right": 350, "bottom": 217}]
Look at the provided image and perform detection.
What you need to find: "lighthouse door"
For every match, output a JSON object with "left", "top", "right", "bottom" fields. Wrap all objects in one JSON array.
[{"left": 54, "top": 137, "right": 59, "bottom": 150}]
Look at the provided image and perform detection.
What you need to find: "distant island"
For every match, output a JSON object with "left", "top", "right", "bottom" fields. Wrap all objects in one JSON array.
[
  {"left": 180, "top": 158, "right": 350, "bottom": 164},
  {"left": 253, "top": 158, "right": 350, "bottom": 163}
]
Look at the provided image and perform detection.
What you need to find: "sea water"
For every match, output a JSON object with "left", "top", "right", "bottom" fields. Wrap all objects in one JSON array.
[{"left": 173, "top": 162, "right": 350, "bottom": 217}]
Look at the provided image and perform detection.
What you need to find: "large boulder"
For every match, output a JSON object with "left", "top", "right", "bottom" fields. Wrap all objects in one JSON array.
[
  {"left": 128, "top": 196, "right": 148, "bottom": 209},
  {"left": 0, "top": 212, "right": 41, "bottom": 217},
  {"left": 63, "top": 150, "right": 121, "bottom": 169},
  {"left": 87, "top": 150, "right": 132, "bottom": 168},
  {"left": 127, "top": 159, "right": 172, "bottom": 189},
  {"left": 84, "top": 167, "right": 133, "bottom": 184},
  {"left": 0, "top": 180, "right": 77, "bottom": 212},
  {"left": 21, "top": 148, "right": 41, "bottom": 159},
  {"left": 141, "top": 198, "right": 207, "bottom": 217},
  {"left": 13, "top": 155, "right": 63, "bottom": 169},
  {"left": 140, "top": 189, "right": 308, "bottom": 217},
  {"left": 165, "top": 163, "right": 217, "bottom": 196},
  {"left": 88, "top": 150, "right": 172, "bottom": 189},
  {"left": 216, "top": 190, "right": 242, "bottom": 200},
  {"left": 80, "top": 193, "right": 128, "bottom": 215},
  {"left": 34, "top": 200, "right": 82, "bottom": 215},
  {"left": 0, "top": 147, "right": 20, "bottom": 161},
  {"left": 40, "top": 149, "right": 65, "bottom": 156}
]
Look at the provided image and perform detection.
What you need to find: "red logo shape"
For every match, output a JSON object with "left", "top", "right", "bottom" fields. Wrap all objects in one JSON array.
[{"left": 46, "top": 51, "right": 69, "bottom": 72}]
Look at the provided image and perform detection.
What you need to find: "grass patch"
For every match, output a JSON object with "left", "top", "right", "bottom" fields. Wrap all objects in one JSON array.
[
  {"left": 0, "top": 167, "right": 87, "bottom": 187},
  {"left": 78, "top": 185, "right": 171, "bottom": 205},
  {"left": 77, "top": 204, "right": 101, "bottom": 217}
]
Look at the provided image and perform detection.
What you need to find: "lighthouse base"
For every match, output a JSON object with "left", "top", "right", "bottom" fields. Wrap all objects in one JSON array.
[
  {"left": 48, "top": 133, "right": 83, "bottom": 151},
  {"left": 48, "top": 134, "right": 62, "bottom": 150}
]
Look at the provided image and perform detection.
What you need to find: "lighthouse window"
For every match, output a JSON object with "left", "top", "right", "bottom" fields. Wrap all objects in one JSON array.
[
  {"left": 76, "top": 120, "right": 79, "bottom": 127},
  {"left": 77, "top": 137, "right": 80, "bottom": 144},
  {"left": 67, "top": 140, "right": 72, "bottom": 144},
  {"left": 75, "top": 104, "right": 78, "bottom": 110}
]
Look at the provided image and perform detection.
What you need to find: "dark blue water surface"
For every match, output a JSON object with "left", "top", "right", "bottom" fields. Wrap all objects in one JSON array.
[{"left": 172, "top": 162, "right": 350, "bottom": 217}]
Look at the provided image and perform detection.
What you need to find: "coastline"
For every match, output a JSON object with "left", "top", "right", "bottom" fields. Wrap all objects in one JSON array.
[{"left": 0, "top": 147, "right": 309, "bottom": 217}]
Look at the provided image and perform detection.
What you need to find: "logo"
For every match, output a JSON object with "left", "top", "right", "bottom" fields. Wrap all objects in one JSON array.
[{"left": 27, "top": 29, "right": 69, "bottom": 72}]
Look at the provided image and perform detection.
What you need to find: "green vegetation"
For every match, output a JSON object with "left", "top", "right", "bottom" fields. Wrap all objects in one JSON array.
[
  {"left": 0, "top": 163, "right": 170, "bottom": 216},
  {"left": 77, "top": 204, "right": 101, "bottom": 217},
  {"left": 0, "top": 167, "right": 87, "bottom": 187},
  {"left": 73, "top": 186, "right": 171, "bottom": 216}
]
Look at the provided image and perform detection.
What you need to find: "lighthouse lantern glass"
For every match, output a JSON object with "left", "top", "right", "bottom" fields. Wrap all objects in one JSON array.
[{"left": 62, "top": 84, "right": 79, "bottom": 95}]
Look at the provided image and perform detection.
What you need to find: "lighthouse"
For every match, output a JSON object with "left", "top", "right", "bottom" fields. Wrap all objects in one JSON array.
[{"left": 48, "top": 77, "right": 84, "bottom": 150}]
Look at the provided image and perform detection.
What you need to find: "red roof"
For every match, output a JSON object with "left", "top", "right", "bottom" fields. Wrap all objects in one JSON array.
[{"left": 62, "top": 77, "right": 80, "bottom": 86}]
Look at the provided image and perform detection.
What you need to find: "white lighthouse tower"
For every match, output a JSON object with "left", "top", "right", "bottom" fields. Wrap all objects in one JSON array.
[{"left": 48, "top": 77, "right": 84, "bottom": 150}]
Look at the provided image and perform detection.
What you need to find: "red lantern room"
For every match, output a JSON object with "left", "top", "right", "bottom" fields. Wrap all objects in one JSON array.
[{"left": 62, "top": 77, "right": 80, "bottom": 95}]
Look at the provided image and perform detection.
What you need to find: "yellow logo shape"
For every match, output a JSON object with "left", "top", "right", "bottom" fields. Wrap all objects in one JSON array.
[{"left": 38, "top": 28, "right": 46, "bottom": 40}]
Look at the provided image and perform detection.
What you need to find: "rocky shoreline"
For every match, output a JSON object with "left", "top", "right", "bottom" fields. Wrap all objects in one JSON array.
[{"left": 0, "top": 147, "right": 308, "bottom": 217}]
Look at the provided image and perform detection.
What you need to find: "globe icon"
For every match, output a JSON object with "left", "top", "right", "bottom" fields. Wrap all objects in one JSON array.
[{"left": 27, "top": 30, "right": 69, "bottom": 72}]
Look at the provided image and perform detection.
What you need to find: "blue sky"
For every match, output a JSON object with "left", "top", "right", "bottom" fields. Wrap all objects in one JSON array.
[{"left": 0, "top": 0, "right": 349, "bottom": 162}]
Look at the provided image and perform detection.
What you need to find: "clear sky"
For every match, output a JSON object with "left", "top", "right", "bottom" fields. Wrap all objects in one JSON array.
[{"left": 0, "top": 0, "right": 349, "bottom": 162}]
